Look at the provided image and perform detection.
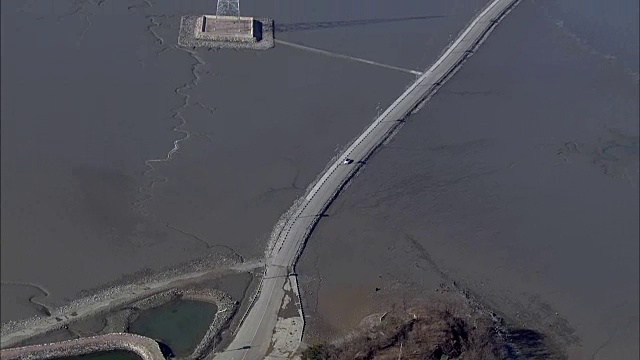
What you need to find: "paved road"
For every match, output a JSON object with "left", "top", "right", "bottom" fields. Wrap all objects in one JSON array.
[
  {"left": 217, "top": 0, "right": 520, "bottom": 358},
  {"left": 0, "top": 261, "right": 264, "bottom": 349}
]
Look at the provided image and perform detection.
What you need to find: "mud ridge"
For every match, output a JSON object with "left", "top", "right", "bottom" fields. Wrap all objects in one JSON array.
[
  {"left": 133, "top": 39, "right": 207, "bottom": 218},
  {"left": 1, "top": 282, "right": 53, "bottom": 317}
]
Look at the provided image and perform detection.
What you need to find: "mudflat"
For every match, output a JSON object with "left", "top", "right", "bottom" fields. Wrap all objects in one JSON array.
[
  {"left": 1, "top": 0, "right": 488, "bottom": 327},
  {"left": 298, "top": 0, "right": 639, "bottom": 358}
]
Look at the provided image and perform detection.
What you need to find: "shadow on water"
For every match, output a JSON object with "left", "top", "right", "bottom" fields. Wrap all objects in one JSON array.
[
  {"left": 156, "top": 340, "right": 175, "bottom": 360},
  {"left": 275, "top": 15, "right": 446, "bottom": 33},
  {"left": 503, "top": 328, "right": 567, "bottom": 360}
]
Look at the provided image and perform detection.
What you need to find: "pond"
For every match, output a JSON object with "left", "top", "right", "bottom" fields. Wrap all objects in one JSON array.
[{"left": 129, "top": 299, "right": 218, "bottom": 357}]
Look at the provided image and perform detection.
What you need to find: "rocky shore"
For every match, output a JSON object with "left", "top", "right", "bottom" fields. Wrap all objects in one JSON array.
[
  {"left": 0, "top": 333, "right": 165, "bottom": 360},
  {"left": 177, "top": 16, "right": 274, "bottom": 50},
  {"left": 1, "top": 255, "right": 250, "bottom": 349},
  {"left": 1, "top": 286, "right": 236, "bottom": 360}
]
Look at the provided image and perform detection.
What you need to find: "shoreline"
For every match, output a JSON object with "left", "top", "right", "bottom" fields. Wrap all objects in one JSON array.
[
  {"left": 217, "top": 0, "right": 522, "bottom": 358},
  {"left": 1, "top": 258, "right": 263, "bottom": 349}
]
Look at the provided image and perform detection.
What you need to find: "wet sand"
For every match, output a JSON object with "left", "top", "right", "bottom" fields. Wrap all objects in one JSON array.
[
  {"left": 1, "top": 0, "right": 219, "bottom": 313},
  {"left": 2, "top": 0, "right": 488, "bottom": 326},
  {"left": 298, "top": 0, "right": 639, "bottom": 357},
  {"left": 0, "top": 284, "right": 47, "bottom": 324}
]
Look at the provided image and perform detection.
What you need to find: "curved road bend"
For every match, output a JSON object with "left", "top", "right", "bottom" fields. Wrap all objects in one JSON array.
[{"left": 220, "top": 0, "right": 520, "bottom": 358}]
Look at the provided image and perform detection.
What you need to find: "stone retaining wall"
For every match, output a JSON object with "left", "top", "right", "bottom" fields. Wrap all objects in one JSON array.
[
  {"left": 118, "top": 287, "right": 236, "bottom": 360},
  {"left": 178, "top": 15, "right": 274, "bottom": 50},
  {"left": 2, "top": 287, "right": 237, "bottom": 360},
  {"left": 0, "top": 333, "right": 164, "bottom": 360}
]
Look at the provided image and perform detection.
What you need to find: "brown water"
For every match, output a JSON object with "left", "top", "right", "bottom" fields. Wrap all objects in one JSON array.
[
  {"left": 298, "top": 0, "right": 639, "bottom": 358},
  {"left": 1, "top": 0, "right": 487, "bottom": 322}
]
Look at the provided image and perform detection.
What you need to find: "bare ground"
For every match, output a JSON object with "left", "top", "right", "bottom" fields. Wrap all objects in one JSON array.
[{"left": 300, "top": 296, "right": 566, "bottom": 360}]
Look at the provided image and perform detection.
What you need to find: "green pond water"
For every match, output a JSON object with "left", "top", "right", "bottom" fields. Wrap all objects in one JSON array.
[
  {"left": 51, "top": 350, "right": 141, "bottom": 360},
  {"left": 129, "top": 299, "right": 218, "bottom": 357}
]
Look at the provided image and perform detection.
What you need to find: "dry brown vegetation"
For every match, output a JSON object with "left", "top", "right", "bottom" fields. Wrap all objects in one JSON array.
[{"left": 301, "top": 299, "right": 564, "bottom": 360}]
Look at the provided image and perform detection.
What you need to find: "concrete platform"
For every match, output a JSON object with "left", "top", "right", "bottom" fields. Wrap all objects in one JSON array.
[
  {"left": 199, "top": 15, "right": 257, "bottom": 42},
  {"left": 178, "top": 15, "right": 274, "bottom": 50}
]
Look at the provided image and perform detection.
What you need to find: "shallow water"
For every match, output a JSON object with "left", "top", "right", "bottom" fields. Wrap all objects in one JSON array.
[
  {"left": 298, "top": 0, "right": 639, "bottom": 358},
  {"left": 128, "top": 300, "right": 217, "bottom": 357},
  {"left": 1, "top": 0, "right": 487, "bottom": 322}
]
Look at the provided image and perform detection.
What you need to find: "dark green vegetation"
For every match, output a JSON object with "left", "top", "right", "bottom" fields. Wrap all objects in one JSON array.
[{"left": 129, "top": 300, "right": 217, "bottom": 357}]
